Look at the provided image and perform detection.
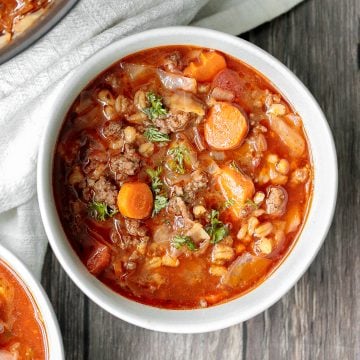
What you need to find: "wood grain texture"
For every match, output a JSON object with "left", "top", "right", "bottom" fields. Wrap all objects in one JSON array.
[{"left": 41, "top": 0, "right": 360, "bottom": 358}]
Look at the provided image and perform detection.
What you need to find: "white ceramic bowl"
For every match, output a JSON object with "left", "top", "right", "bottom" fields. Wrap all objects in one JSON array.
[
  {"left": 37, "top": 26, "right": 337, "bottom": 333},
  {"left": 0, "top": 244, "right": 64, "bottom": 358}
]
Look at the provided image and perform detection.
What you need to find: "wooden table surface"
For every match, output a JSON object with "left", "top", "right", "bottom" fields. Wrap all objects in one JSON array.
[{"left": 41, "top": 0, "right": 360, "bottom": 358}]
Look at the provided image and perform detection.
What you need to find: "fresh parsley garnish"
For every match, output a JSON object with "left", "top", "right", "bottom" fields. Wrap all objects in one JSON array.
[
  {"left": 168, "top": 144, "right": 190, "bottom": 174},
  {"left": 143, "top": 92, "right": 167, "bottom": 120},
  {"left": 172, "top": 235, "right": 197, "bottom": 251},
  {"left": 205, "top": 209, "right": 229, "bottom": 244},
  {"left": 245, "top": 199, "right": 258, "bottom": 209},
  {"left": 153, "top": 195, "right": 168, "bottom": 216},
  {"left": 144, "top": 126, "right": 170, "bottom": 143},
  {"left": 88, "top": 201, "right": 118, "bottom": 221},
  {"left": 146, "top": 166, "right": 168, "bottom": 216},
  {"left": 229, "top": 160, "right": 241, "bottom": 172},
  {"left": 222, "top": 198, "right": 235, "bottom": 210}
]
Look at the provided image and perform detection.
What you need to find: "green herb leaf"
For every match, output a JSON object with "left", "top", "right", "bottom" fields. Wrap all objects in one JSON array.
[
  {"left": 146, "top": 167, "right": 168, "bottom": 216},
  {"left": 245, "top": 198, "right": 258, "bottom": 209},
  {"left": 222, "top": 198, "right": 235, "bottom": 210},
  {"left": 205, "top": 209, "right": 229, "bottom": 244},
  {"left": 146, "top": 166, "right": 163, "bottom": 194},
  {"left": 144, "top": 126, "right": 170, "bottom": 143},
  {"left": 153, "top": 195, "right": 168, "bottom": 216},
  {"left": 143, "top": 92, "right": 167, "bottom": 120},
  {"left": 168, "top": 144, "right": 190, "bottom": 174},
  {"left": 172, "top": 235, "right": 197, "bottom": 251},
  {"left": 229, "top": 160, "right": 241, "bottom": 172},
  {"left": 88, "top": 201, "right": 118, "bottom": 221}
]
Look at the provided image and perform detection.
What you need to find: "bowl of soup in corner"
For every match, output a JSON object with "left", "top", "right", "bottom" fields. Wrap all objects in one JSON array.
[
  {"left": 0, "top": 244, "right": 64, "bottom": 359},
  {"left": 37, "top": 26, "right": 337, "bottom": 333}
]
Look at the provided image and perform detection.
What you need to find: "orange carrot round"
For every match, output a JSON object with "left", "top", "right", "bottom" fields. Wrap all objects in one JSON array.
[
  {"left": 184, "top": 51, "right": 227, "bottom": 82},
  {"left": 117, "top": 182, "right": 153, "bottom": 219},
  {"left": 204, "top": 102, "right": 248, "bottom": 150}
]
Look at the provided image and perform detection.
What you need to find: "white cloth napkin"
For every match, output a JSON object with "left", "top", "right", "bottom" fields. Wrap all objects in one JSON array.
[{"left": 0, "top": 0, "right": 303, "bottom": 279}]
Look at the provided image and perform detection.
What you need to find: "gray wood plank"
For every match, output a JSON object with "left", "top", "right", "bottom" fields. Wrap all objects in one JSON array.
[{"left": 41, "top": 0, "right": 360, "bottom": 358}]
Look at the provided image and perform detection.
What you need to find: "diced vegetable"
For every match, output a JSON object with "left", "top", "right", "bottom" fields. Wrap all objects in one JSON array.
[
  {"left": 117, "top": 182, "right": 153, "bottom": 219},
  {"left": 165, "top": 91, "right": 205, "bottom": 116},
  {"left": 204, "top": 102, "right": 248, "bottom": 150},
  {"left": 86, "top": 245, "right": 111, "bottom": 276},
  {"left": 267, "top": 115, "right": 305, "bottom": 157},
  {"left": 157, "top": 69, "right": 197, "bottom": 93},
  {"left": 120, "top": 62, "right": 153, "bottom": 80},
  {"left": 184, "top": 51, "right": 227, "bottom": 82},
  {"left": 221, "top": 253, "right": 272, "bottom": 288},
  {"left": 217, "top": 164, "right": 255, "bottom": 219}
]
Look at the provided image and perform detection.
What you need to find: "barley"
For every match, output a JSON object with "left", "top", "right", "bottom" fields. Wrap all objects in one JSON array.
[
  {"left": 127, "top": 112, "right": 147, "bottom": 124},
  {"left": 254, "top": 238, "right": 273, "bottom": 255},
  {"left": 276, "top": 159, "right": 290, "bottom": 175},
  {"left": 97, "top": 89, "right": 114, "bottom": 105},
  {"left": 254, "top": 222, "right": 273, "bottom": 238},
  {"left": 234, "top": 242, "right": 246, "bottom": 255},
  {"left": 134, "top": 90, "right": 147, "bottom": 110},
  {"left": 162, "top": 254, "right": 179, "bottom": 267},
  {"left": 268, "top": 103, "right": 286, "bottom": 116},
  {"left": 237, "top": 224, "right": 248, "bottom": 240},
  {"left": 267, "top": 154, "right": 279, "bottom": 164},
  {"left": 211, "top": 244, "right": 235, "bottom": 263},
  {"left": 193, "top": 205, "right": 207, "bottom": 217},
  {"left": 209, "top": 265, "right": 227, "bottom": 277},
  {"left": 247, "top": 217, "right": 259, "bottom": 236},
  {"left": 139, "top": 142, "right": 154, "bottom": 157},
  {"left": 253, "top": 191, "right": 265, "bottom": 205},
  {"left": 68, "top": 166, "right": 84, "bottom": 185},
  {"left": 124, "top": 126, "right": 137, "bottom": 143}
]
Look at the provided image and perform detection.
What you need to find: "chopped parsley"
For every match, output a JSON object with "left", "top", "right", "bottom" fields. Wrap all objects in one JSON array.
[
  {"left": 205, "top": 209, "right": 229, "bottom": 244},
  {"left": 172, "top": 235, "right": 197, "bottom": 251},
  {"left": 88, "top": 201, "right": 118, "bottom": 221},
  {"left": 144, "top": 126, "right": 170, "bottom": 143},
  {"left": 168, "top": 144, "right": 190, "bottom": 174},
  {"left": 229, "top": 160, "right": 241, "bottom": 172},
  {"left": 222, "top": 198, "right": 235, "bottom": 210},
  {"left": 143, "top": 92, "right": 167, "bottom": 120},
  {"left": 146, "top": 166, "right": 168, "bottom": 216},
  {"left": 245, "top": 198, "right": 258, "bottom": 209}
]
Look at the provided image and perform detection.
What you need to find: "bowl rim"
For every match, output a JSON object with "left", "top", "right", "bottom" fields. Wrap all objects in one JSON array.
[
  {"left": 37, "top": 26, "right": 338, "bottom": 333},
  {"left": 0, "top": 244, "right": 64, "bottom": 358}
]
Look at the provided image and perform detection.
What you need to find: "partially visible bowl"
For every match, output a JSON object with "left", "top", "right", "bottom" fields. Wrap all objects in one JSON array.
[
  {"left": 37, "top": 26, "right": 337, "bottom": 333},
  {"left": 0, "top": 244, "right": 64, "bottom": 359},
  {"left": 0, "top": 0, "right": 78, "bottom": 64}
]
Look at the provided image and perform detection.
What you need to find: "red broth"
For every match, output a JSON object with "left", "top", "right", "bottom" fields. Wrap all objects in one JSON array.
[
  {"left": 0, "top": 260, "right": 47, "bottom": 359},
  {"left": 53, "top": 46, "right": 313, "bottom": 309}
]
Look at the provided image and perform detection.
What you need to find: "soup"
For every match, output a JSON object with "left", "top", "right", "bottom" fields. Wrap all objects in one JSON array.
[
  {"left": 0, "top": 0, "right": 52, "bottom": 48},
  {"left": 53, "top": 46, "right": 313, "bottom": 309},
  {"left": 0, "top": 260, "right": 47, "bottom": 359}
]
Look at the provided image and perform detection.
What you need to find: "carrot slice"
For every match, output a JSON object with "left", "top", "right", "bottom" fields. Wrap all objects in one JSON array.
[
  {"left": 204, "top": 102, "right": 248, "bottom": 150},
  {"left": 117, "top": 182, "right": 153, "bottom": 219},
  {"left": 184, "top": 51, "right": 227, "bottom": 82},
  {"left": 217, "top": 164, "right": 255, "bottom": 219}
]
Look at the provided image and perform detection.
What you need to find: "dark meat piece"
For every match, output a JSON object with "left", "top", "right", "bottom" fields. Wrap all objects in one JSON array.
[
  {"left": 162, "top": 51, "right": 183, "bottom": 72},
  {"left": 124, "top": 219, "right": 148, "bottom": 237},
  {"left": 153, "top": 111, "right": 200, "bottom": 134},
  {"left": 109, "top": 144, "right": 141, "bottom": 181},
  {"left": 183, "top": 170, "right": 208, "bottom": 203},
  {"left": 265, "top": 185, "right": 288, "bottom": 217},
  {"left": 102, "top": 121, "right": 123, "bottom": 140},
  {"left": 87, "top": 245, "right": 111, "bottom": 276},
  {"left": 83, "top": 176, "right": 118, "bottom": 206}
]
